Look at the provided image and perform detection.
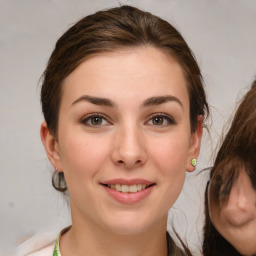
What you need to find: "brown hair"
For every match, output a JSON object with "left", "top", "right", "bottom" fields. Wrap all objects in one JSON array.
[
  {"left": 203, "top": 80, "right": 256, "bottom": 255},
  {"left": 41, "top": 6, "right": 208, "bottom": 195}
]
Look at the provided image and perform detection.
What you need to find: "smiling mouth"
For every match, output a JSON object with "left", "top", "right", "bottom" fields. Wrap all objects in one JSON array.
[{"left": 102, "top": 184, "right": 155, "bottom": 193}]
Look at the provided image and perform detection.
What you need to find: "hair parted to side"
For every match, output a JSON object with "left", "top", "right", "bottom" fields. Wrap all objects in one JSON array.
[
  {"left": 41, "top": 5, "right": 209, "bottom": 196},
  {"left": 203, "top": 80, "right": 256, "bottom": 256}
]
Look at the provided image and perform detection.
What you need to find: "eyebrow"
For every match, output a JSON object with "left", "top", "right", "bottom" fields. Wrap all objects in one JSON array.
[
  {"left": 71, "top": 95, "right": 116, "bottom": 107},
  {"left": 71, "top": 95, "right": 183, "bottom": 109},
  {"left": 142, "top": 95, "right": 183, "bottom": 108}
]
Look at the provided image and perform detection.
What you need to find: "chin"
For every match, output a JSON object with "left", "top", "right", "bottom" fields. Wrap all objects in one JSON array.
[
  {"left": 224, "top": 235, "right": 256, "bottom": 256},
  {"left": 103, "top": 212, "right": 161, "bottom": 235},
  {"left": 234, "top": 246, "right": 256, "bottom": 256}
]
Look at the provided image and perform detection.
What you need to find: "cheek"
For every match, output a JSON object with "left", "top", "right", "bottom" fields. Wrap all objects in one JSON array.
[
  {"left": 59, "top": 133, "right": 111, "bottom": 182},
  {"left": 149, "top": 134, "right": 190, "bottom": 174},
  {"left": 149, "top": 134, "right": 190, "bottom": 204}
]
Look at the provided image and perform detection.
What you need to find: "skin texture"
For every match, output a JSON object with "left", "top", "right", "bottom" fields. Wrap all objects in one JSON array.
[
  {"left": 41, "top": 47, "right": 202, "bottom": 256},
  {"left": 210, "top": 169, "right": 256, "bottom": 256}
]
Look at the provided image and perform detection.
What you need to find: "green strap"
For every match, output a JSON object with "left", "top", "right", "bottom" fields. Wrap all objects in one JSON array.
[
  {"left": 52, "top": 226, "right": 71, "bottom": 256},
  {"left": 53, "top": 232, "right": 61, "bottom": 256}
]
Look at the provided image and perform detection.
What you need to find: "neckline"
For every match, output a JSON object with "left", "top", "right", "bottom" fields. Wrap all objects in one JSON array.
[{"left": 53, "top": 227, "right": 176, "bottom": 256}]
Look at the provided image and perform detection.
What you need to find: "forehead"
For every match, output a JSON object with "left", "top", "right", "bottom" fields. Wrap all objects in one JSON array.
[{"left": 62, "top": 46, "right": 189, "bottom": 107}]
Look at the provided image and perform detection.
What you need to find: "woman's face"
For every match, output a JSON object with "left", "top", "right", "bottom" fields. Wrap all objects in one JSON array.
[
  {"left": 209, "top": 168, "right": 256, "bottom": 255},
  {"left": 42, "top": 47, "right": 202, "bottom": 235}
]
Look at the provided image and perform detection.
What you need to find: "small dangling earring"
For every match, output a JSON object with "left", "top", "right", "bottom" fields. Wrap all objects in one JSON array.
[{"left": 191, "top": 158, "right": 197, "bottom": 167}]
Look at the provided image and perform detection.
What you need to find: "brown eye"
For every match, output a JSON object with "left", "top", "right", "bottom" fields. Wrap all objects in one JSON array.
[
  {"left": 91, "top": 116, "right": 103, "bottom": 125},
  {"left": 81, "top": 114, "right": 109, "bottom": 126},
  {"left": 152, "top": 116, "right": 164, "bottom": 125},
  {"left": 147, "top": 114, "right": 176, "bottom": 126}
]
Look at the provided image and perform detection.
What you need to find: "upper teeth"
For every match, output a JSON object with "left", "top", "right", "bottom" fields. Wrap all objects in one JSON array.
[{"left": 108, "top": 184, "right": 147, "bottom": 193}]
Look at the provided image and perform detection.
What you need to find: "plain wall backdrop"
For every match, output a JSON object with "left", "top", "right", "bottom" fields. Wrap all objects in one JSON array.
[{"left": 1, "top": 0, "right": 256, "bottom": 255}]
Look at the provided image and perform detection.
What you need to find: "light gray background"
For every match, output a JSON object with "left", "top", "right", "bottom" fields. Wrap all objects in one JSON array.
[{"left": 1, "top": 0, "right": 256, "bottom": 255}]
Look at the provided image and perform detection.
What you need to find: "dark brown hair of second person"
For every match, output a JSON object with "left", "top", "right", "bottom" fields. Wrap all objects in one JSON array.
[{"left": 203, "top": 80, "right": 256, "bottom": 256}]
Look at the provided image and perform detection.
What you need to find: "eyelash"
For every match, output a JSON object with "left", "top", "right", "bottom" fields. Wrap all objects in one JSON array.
[{"left": 80, "top": 113, "right": 176, "bottom": 127}]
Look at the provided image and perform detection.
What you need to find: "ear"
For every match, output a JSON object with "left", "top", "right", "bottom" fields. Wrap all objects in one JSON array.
[
  {"left": 186, "top": 115, "right": 203, "bottom": 172},
  {"left": 40, "top": 121, "right": 63, "bottom": 172}
]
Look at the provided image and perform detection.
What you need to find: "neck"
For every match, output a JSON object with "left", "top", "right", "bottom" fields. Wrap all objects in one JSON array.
[{"left": 60, "top": 213, "right": 168, "bottom": 256}]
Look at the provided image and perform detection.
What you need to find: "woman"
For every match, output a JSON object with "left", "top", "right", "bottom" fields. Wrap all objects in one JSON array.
[
  {"left": 20, "top": 5, "right": 209, "bottom": 256},
  {"left": 203, "top": 80, "right": 256, "bottom": 256}
]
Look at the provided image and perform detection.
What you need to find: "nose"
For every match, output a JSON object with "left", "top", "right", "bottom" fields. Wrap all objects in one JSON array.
[
  {"left": 111, "top": 124, "right": 147, "bottom": 169},
  {"left": 221, "top": 172, "right": 256, "bottom": 227}
]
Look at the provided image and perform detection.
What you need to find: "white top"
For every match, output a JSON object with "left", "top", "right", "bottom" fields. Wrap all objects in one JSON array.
[{"left": 16, "top": 231, "right": 57, "bottom": 256}]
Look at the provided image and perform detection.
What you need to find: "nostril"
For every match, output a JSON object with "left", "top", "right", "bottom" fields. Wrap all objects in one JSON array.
[
  {"left": 135, "top": 160, "right": 141, "bottom": 164},
  {"left": 116, "top": 159, "right": 141, "bottom": 166}
]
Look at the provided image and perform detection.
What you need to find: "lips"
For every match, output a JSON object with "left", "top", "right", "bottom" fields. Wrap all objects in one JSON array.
[
  {"left": 107, "top": 184, "right": 147, "bottom": 193},
  {"left": 100, "top": 179, "right": 156, "bottom": 204},
  {"left": 101, "top": 178, "right": 155, "bottom": 192}
]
